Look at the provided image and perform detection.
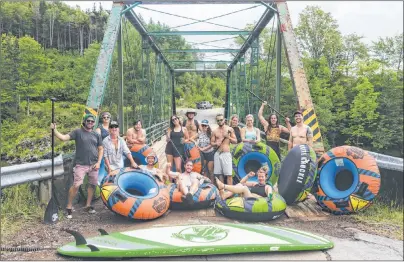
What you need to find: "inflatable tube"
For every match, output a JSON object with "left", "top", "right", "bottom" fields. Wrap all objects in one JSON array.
[
  {"left": 214, "top": 192, "right": 287, "bottom": 222},
  {"left": 277, "top": 144, "right": 317, "bottom": 205},
  {"left": 231, "top": 142, "right": 280, "bottom": 185},
  {"left": 100, "top": 168, "right": 170, "bottom": 220},
  {"left": 168, "top": 182, "right": 219, "bottom": 210},
  {"left": 130, "top": 144, "right": 158, "bottom": 166},
  {"left": 313, "top": 146, "right": 381, "bottom": 215},
  {"left": 184, "top": 142, "right": 204, "bottom": 173}
]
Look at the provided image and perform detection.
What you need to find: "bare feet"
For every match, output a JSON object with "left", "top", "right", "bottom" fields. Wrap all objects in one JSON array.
[{"left": 215, "top": 178, "right": 226, "bottom": 199}]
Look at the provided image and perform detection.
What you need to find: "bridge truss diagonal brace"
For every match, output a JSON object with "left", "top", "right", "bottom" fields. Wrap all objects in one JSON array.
[
  {"left": 86, "top": 3, "right": 123, "bottom": 115},
  {"left": 276, "top": 1, "right": 324, "bottom": 154}
]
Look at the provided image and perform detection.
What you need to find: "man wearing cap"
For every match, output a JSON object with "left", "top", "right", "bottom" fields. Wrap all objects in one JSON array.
[
  {"left": 183, "top": 109, "right": 200, "bottom": 143},
  {"left": 288, "top": 110, "right": 313, "bottom": 151},
  {"left": 125, "top": 120, "right": 147, "bottom": 149},
  {"left": 50, "top": 114, "right": 103, "bottom": 218},
  {"left": 103, "top": 121, "right": 138, "bottom": 174}
]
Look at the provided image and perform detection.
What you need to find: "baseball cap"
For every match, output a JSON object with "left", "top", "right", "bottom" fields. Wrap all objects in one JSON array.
[
  {"left": 83, "top": 114, "right": 95, "bottom": 122},
  {"left": 109, "top": 121, "right": 119, "bottom": 128},
  {"left": 201, "top": 119, "right": 209, "bottom": 125},
  {"left": 294, "top": 110, "right": 303, "bottom": 116}
]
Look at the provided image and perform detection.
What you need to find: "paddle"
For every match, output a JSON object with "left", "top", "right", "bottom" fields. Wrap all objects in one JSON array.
[
  {"left": 44, "top": 97, "right": 59, "bottom": 224},
  {"left": 246, "top": 89, "right": 288, "bottom": 119}
]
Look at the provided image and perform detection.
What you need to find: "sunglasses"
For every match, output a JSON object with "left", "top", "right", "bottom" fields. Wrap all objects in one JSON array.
[
  {"left": 103, "top": 116, "right": 110, "bottom": 119},
  {"left": 110, "top": 125, "right": 119, "bottom": 129},
  {"left": 171, "top": 118, "right": 178, "bottom": 121},
  {"left": 201, "top": 125, "right": 208, "bottom": 127},
  {"left": 86, "top": 120, "right": 95, "bottom": 123}
]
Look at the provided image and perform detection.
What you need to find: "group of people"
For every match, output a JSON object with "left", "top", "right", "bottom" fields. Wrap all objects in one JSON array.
[
  {"left": 51, "top": 112, "right": 157, "bottom": 219},
  {"left": 50, "top": 101, "right": 314, "bottom": 217},
  {"left": 163, "top": 103, "right": 314, "bottom": 205}
]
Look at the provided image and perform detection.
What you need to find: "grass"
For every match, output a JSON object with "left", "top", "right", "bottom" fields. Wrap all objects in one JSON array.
[
  {"left": 0, "top": 183, "right": 44, "bottom": 239},
  {"left": 353, "top": 200, "right": 403, "bottom": 240}
]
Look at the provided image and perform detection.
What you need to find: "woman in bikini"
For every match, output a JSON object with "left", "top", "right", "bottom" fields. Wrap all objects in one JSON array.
[{"left": 258, "top": 101, "right": 291, "bottom": 160}]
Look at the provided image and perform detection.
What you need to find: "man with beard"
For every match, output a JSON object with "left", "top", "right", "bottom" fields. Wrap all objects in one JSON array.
[
  {"left": 183, "top": 109, "right": 200, "bottom": 143},
  {"left": 166, "top": 160, "right": 211, "bottom": 206},
  {"left": 288, "top": 110, "right": 313, "bottom": 151},
  {"left": 126, "top": 119, "right": 146, "bottom": 149},
  {"left": 50, "top": 114, "right": 103, "bottom": 218},
  {"left": 103, "top": 121, "right": 138, "bottom": 173},
  {"left": 211, "top": 113, "right": 237, "bottom": 186}
]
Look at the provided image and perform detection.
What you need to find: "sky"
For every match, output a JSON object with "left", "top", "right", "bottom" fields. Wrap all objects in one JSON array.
[{"left": 64, "top": 1, "right": 403, "bottom": 61}]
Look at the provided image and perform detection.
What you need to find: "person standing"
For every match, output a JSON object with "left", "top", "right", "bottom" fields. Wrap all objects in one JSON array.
[
  {"left": 230, "top": 114, "right": 242, "bottom": 143},
  {"left": 193, "top": 119, "right": 214, "bottom": 182},
  {"left": 50, "top": 114, "right": 103, "bottom": 219},
  {"left": 258, "top": 101, "right": 291, "bottom": 159},
  {"left": 288, "top": 110, "right": 313, "bottom": 151},
  {"left": 211, "top": 113, "right": 237, "bottom": 186},
  {"left": 125, "top": 120, "right": 147, "bottom": 149},
  {"left": 103, "top": 121, "right": 138, "bottom": 173},
  {"left": 240, "top": 114, "right": 261, "bottom": 144},
  {"left": 165, "top": 115, "right": 189, "bottom": 173},
  {"left": 183, "top": 109, "right": 200, "bottom": 143},
  {"left": 95, "top": 112, "right": 112, "bottom": 140}
]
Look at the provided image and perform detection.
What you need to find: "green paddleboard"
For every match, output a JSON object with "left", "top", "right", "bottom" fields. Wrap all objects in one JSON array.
[{"left": 57, "top": 223, "right": 333, "bottom": 258}]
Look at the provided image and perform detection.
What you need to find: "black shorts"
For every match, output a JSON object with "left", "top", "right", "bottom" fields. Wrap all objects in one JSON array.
[
  {"left": 165, "top": 142, "right": 184, "bottom": 158},
  {"left": 201, "top": 151, "right": 214, "bottom": 162}
]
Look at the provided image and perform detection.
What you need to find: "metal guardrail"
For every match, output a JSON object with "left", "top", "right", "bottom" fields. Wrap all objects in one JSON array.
[
  {"left": 238, "top": 123, "right": 403, "bottom": 172},
  {"left": 145, "top": 120, "right": 169, "bottom": 146},
  {"left": 368, "top": 151, "right": 403, "bottom": 172},
  {"left": 0, "top": 155, "right": 64, "bottom": 188}
]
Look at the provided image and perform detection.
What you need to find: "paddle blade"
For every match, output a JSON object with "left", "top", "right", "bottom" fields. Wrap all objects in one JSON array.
[{"left": 44, "top": 197, "right": 59, "bottom": 224}]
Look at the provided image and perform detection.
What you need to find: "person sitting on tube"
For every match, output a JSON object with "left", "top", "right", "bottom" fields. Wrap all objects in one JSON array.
[
  {"left": 139, "top": 152, "right": 168, "bottom": 183},
  {"left": 166, "top": 160, "right": 211, "bottom": 206},
  {"left": 215, "top": 164, "right": 275, "bottom": 200}
]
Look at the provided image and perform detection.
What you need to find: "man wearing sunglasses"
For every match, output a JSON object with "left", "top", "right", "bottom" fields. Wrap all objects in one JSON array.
[
  {"left": 211, "top": 113, "right": 237, "bottom": 186},
  {"left": 103, "top": 121, "right": 138, "bottom": 174},
  {"left": 50, "top": 113, "right": 103, "bottom": 218}
]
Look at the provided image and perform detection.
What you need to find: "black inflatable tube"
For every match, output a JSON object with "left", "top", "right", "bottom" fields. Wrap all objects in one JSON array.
[{"left": 278, "top": 144, "right": 313, "bottom": 205}]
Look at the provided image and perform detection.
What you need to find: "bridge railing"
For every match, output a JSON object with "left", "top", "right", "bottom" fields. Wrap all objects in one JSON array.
[{"left": 145, "top": 120, "right": 169, "bottom": 146}]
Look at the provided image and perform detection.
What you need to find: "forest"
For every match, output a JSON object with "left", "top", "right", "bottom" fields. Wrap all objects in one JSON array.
[{"left": 0, "top": 1, "right": 403, "bottom": 164}]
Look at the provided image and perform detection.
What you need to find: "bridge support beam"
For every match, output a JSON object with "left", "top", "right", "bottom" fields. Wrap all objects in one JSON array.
[
  {"left": 275, "top": 21, "right": 282, "bottom": 113},
  {"left": 117, "top": 18, "right": 124, "bottom": 133},
  {"left": 85, "top": 3, "right": 123, "bottom": 123}
]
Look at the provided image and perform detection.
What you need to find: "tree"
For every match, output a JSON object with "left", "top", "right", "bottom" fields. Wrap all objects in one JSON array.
[{"left": 295, "top": 6, "right": 344, "bottom": 78}]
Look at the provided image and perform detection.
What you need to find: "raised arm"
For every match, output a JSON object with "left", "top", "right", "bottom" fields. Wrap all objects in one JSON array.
[
  {"left": 258, "top": 102, "right": 269, "bottom": 130},
  {"left": 165, "top": 163, "right": 180, "bottom": 179}
]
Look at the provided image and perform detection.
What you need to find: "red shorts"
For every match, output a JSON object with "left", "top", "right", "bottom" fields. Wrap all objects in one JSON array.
[{"left": 73, "top": 164, "right": 99, "bottom": 187}]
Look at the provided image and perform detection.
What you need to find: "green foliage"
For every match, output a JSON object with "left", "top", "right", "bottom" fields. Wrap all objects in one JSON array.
[{"left": 1, "top": 184, "right": 43, "bottom": 238}]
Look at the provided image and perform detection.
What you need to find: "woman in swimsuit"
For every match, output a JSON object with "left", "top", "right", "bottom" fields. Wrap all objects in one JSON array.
[
  {"left": 258, "top": 102, "right": 291, "bottom": 160},
  {"left": 240, "top": 114, "right": 261, "bottom": 144},
  {"left": 165, "top": 115, "right": 189, "bottom": 173}
]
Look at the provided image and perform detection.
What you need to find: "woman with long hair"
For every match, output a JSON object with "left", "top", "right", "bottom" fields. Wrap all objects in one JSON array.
[
  {"left": 191, "top": 119, "right": 214, "bottom": 182},
  {"left": 258, "top": 101, "right": 291, "bottom": 160},
  {"left": 165, "top": 115, "right": 189, "bottom": 173},
  {"left": 96, "top": 112, "right": 112, "bottom": 140},
  {"left": 230, "top": 114, "right": 242, "bottom": 143},
  {"left": 240, "top": 114, "right": 261, "bottom": 144}
]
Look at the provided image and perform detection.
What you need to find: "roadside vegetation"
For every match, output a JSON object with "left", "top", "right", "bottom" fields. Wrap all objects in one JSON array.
[{"left": 353, "top": 200, "right": 403, "bottom": 240}]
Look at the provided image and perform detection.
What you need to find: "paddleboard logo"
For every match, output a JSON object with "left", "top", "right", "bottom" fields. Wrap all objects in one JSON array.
[
  {"left": 172, "top": 226, "right": 229, "bottom": 243},
  {"left": 152, "top": 197, "right": 167, "bottom": 213}
]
